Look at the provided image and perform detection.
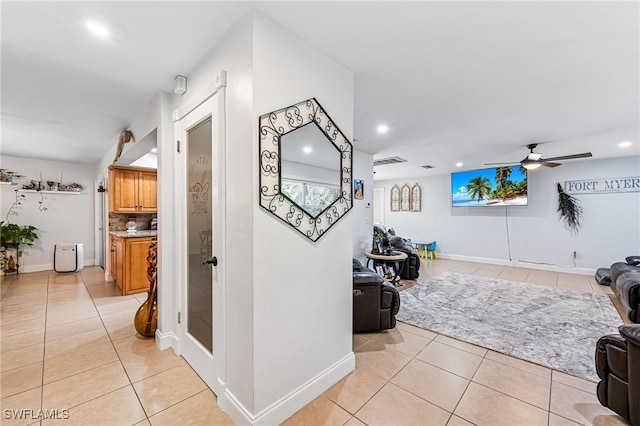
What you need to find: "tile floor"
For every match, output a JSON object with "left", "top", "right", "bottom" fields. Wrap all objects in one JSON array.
[{"left": 0, "top": 259, "right": 630, "bottom": 425}]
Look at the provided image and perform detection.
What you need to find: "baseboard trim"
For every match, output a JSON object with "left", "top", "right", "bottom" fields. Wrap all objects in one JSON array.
[
  {"left": 437, "top": 253, "right": 596, "bottom": 275},
  {"left": 155, "top": 329, "right": 178, "bottom": 352},
  {"left": 223, "top": 351, "right": 355, "bottom": 426},
  {"left": 19, "top": 260, "right": 97, "bottom": 274},
  {"left": 20, "top": 263, "right": 53, "bottom": 273}
]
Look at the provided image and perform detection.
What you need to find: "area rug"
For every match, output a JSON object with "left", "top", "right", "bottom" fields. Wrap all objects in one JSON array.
[{"left": 396, "top": 272, "right": 622, "bottom": 382}]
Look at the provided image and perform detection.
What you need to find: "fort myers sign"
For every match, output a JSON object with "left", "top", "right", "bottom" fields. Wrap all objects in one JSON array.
[{"left": 564, "top": 177, "right": 640, "bottom": 194}]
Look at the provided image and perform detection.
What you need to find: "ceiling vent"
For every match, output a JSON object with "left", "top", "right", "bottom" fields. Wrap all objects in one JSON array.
[
  {"left": 373, "top": 156, "right": 407, "bottom": 166},
  {"left": 421, "top": 165, "right": 434, "bottom": 169}
]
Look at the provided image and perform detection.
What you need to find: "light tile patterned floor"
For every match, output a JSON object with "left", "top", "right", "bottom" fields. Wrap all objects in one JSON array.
[{"left": 0, "top": 260, "right": 631, "bottom": 425}]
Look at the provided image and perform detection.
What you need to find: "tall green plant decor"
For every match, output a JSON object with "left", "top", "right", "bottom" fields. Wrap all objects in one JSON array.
[{"left": 556, "top": 182, "right": 583, "bottom": 235}]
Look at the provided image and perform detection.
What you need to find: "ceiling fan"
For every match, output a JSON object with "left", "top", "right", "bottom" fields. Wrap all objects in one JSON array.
[{"left": 485, "top": 144, "right": 593, "bottom": 170}]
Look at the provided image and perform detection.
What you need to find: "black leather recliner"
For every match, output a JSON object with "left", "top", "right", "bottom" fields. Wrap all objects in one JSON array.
[
  {"left": 610, "top": 257, "right": 640, "bottom": 323},
  {"left": 352, "top": 259, "right": 400, "bottom": 332},
  {"left": 595, "top": 325, "right": 640, "bottom": 425}
]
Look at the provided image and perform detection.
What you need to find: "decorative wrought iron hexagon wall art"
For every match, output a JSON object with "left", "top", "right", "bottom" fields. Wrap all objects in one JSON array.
[{"left": 258, "top": 98, "right": 353, "bottom": 242}]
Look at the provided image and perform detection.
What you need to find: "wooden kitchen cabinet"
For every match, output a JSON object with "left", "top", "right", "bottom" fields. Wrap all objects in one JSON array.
[
  {"left": 109, "top": 166, "right": 157, "bottom": 213},
  {"left": 111, "top": 236, "right": 124, "bottom": 293},
  {"left": 110, "top": 235, "right": 152, "bottom": 295}
]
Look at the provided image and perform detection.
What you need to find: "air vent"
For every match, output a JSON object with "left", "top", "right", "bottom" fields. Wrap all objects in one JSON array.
[
  {"left": 421, "top": 165, "right": 434, "bottom": 169},
  {"left": 373, "top": 157, "right": 407, "bottom": 166}
]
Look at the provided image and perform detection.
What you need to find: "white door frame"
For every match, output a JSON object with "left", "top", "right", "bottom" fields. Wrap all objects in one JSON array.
[{"left": 172, "top": 71, "right": 227, "bottom": 400}]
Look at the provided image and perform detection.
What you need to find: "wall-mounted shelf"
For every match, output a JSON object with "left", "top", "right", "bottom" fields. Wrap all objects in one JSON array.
[
  {"left": 17, "top": 189, "right": 82, "bottom": 195},
  {"left": 0, "top": 181, "right": 18, "bottom": 186}
]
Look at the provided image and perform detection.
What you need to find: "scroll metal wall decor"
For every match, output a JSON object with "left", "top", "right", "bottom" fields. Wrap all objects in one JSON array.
[
  {"left": 390, "top": 183, "right": 421, "bottom": 212},
  {"left": 258, "top": 98, "right": 353, "bottom": 242}
]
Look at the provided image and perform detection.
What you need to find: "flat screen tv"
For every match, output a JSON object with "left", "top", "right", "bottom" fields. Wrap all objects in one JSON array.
[{"left": 451, "top": 166, "right": 528, "bottom": 207}]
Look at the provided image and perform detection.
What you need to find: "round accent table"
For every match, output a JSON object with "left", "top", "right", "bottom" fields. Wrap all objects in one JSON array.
[{"left": 364, "top": 250, "right": 408, "bottom": 286}]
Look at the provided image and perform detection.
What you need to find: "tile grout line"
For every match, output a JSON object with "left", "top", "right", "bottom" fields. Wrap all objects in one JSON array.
[
  {"left": 82, "top": 271, "right": 154, "bottom": 423},
  {"left": 39, "top": 272, "right": 51, "bottom": 418},
  {"left": 83, "top": 271, "right": 205, "bottom": 423},
  {"left": 446, "top": 347, "right": 490, "bottom": 425}
]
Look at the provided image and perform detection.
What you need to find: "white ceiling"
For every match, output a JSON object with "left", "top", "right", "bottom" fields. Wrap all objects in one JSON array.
[{"left": 2, "top": 1, "right": 638, "bottom": 180}]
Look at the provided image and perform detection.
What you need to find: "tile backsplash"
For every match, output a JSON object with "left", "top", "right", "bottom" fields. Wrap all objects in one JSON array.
[{"left": 109, "top": 213, "right": 157, "bottom": 231}]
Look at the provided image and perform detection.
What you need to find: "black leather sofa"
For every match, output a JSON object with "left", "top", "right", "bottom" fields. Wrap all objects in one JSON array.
[
  {"left": 352, "top": 259, "right": 400, "bottom": 332},
  {"left": 610, "top": 257, "right": 640, "bottom": 323},
  {"left": 596, "top": 325, "right": 640, "bottom": 425},
  {"left": 373, "top": 224, "right": 420, "bottom": 280}
]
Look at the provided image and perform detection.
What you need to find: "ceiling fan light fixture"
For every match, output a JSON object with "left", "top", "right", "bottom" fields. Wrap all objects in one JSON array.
[{"left": 522, "top": 160, "right": 541, "bottom": 170}]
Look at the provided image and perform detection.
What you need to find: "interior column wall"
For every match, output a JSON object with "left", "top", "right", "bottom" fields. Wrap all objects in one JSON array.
[{"left": 252, "top": 13, "right": 355, "bottom": 418}]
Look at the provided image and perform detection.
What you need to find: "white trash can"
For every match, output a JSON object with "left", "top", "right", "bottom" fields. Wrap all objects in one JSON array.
[{"left": 54, "top": 244, "right": 84, "bottom": 272}]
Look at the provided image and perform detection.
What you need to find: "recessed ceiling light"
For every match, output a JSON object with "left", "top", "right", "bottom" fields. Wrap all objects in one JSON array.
[
  {"left": 619, "top": 141, "right": 632, "bottom": 148},
  {"left": 456, "top": 162, "right": 463, "bottom": 167},
  {"left": 302, "top": 146, "right": 312, "bottom": 154},
  {"left": 84, "top": 18, "right": 111, "bottom": 39},
  {"left": 376, "top": 124, "right": 389, "bottom": 134}
]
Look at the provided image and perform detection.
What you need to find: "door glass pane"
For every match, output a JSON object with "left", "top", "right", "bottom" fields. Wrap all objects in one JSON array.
[{"left": 187, "top": 118, "right": 213, "bottom": 353}]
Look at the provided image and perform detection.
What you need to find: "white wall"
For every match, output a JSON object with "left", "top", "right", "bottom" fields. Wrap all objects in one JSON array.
[
  {"left": 281, "top": 160, "right": 339, "bottom": 185},
  {"left": 252, "top": 12, "right": 354, "bottom": 419},
  {"left": 0, "top": 156, "right": 96, "bottom": 272},
  {"left": 352, "top": 149, "right": 374, "bottom": 264},
  {"left": 375, "top": 156, "right": 640, "bottom": 273}
]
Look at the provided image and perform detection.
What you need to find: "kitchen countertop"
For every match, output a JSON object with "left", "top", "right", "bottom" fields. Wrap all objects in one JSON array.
[{"left": 110, "top": 230, "right": 157, "bottom": 238}]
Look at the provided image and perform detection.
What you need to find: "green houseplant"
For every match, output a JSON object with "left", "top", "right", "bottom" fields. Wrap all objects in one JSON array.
[
  {"left": 1, "top": 221, "right": 39, "bottom": 247},
  {"left": 1, "top": 221, "right": 38, "bottom": 273}
]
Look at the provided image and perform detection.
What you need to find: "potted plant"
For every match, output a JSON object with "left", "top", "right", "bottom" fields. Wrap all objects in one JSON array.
[
  {"left": 1, "top": 221, "right": 38, "bottom": 273},
  {"left": 373, "top": 231, "right": 386, "bottom": 254},
  {"left": 1, "top": 221, "right": 39, "bottom": 248}
]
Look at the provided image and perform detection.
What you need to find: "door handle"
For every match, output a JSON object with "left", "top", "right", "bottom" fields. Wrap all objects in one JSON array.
[{"left": 203, "top": 256, "right": 218, "bottom": 266}]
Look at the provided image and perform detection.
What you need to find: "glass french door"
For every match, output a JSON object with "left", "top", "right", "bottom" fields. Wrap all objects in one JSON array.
[
  {"left": 187, "top": 117, "right": 213, "bottom": 352},
  {"left": 175, "top": 93, "right": 225, "bottom": 397}
]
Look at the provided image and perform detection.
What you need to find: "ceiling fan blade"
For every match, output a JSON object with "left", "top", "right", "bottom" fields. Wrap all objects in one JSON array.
[
  {"left": 543, "top": 152, "right": 592, "bottom": 162},
  {"left": 541, "top": 161, "right": 562, "bottom": 168},
  {"left": 483, "top": 161, "right": 519, "bottom": 166}
]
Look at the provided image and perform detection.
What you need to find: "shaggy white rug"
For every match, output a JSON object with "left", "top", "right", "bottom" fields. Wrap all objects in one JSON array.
[{"left": 396, "top": 272, "right": 622, "bottom": 381}]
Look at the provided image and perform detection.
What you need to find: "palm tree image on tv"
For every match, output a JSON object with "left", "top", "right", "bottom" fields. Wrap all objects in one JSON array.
[
  {"left": 466, "top": 176, "right": 492, "bottom": 203},
  {"left": 491, "top": 166, "right": 527, "bottom": 201},
  {"left": 451, "top": 166, "right": 528, "bottom": 206}
]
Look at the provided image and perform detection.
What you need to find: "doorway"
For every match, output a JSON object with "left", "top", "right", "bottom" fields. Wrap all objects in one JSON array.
[{"left": 175, "top": 93, "right": 225, "bottom": 396}]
